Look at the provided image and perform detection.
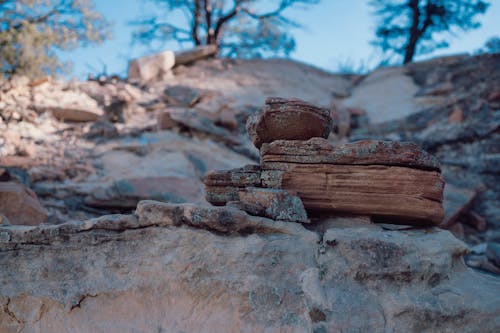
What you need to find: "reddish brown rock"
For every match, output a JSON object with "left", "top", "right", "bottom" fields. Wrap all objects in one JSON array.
[
  {"left": 261, "top": 138, "right": 441, "bottom": 171},
  {"left": 0, "top": 182, "right": 47, "bottom": 226},
  {"left": 261, "top": 164, "right": 444, "bottom": 226},
  {"left": 236, "top": 187, "right": 308, "bottom": 223},
  {"left": 246, "top": 97, "right": 332, "bottom": 149}
]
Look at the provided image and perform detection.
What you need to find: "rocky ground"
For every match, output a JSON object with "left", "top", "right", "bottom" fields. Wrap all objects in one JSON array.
[{"left": 1, "top": 52, "right": 499, "bottom": 332}]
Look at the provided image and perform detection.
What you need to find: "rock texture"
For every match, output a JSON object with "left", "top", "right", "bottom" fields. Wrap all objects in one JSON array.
[
  {"left": 247, "top": 97, "right": 333, "bottom": 149},
  {"left": 260, "top": 138, "right": 444, "bottom": 225},
  {"left": 0, "top": 182, "right": 47, "bottom": 226},
  {"left": 128, "top": 50, "right": 175, "bottom": 82},
  {"left": 0, "top": 202, "right": 499, "bottom": 333},
  {"left": 204, "top": 165, "right": 261, "bottom": 205},
  {"left": 237, "top": 187, "right": 308, "bottom": 223},
  {"left": 261, "top": 138, "right": 441, "bottom": 171}
]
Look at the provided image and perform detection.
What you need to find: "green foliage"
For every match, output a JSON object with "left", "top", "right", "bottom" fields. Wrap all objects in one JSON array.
[
  {"left": 0, "top": 0, "right": 110, "bottom": 78},
  {"left": 370, "top": 0, "right": 490, "bottom": 64},
  {"left": 132, "top": 0, "right": 318, "bottom": 58}
]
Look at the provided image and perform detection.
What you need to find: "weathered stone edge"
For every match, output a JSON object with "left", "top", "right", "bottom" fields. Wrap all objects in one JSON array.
[{"left": 0, "top": 201, "right": 317, "bottom": 247}]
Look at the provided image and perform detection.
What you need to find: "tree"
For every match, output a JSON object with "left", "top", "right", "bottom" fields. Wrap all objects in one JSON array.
[
  {"left": 133, "top": 0, "right": 319, "bottom": 58},
  {"left": 480, "top": 36, "right": 500, "bottom": 54},
  {"left": 0, "top": 0, "right": 110, "bottom": 78},
  {"left": 370, "top": 0, "right": 490, "bottom": 64}
]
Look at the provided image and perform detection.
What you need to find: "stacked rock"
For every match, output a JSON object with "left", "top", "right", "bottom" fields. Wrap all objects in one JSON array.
[{"left": 204, "top": 97, "right": 445, "bottom": 226}]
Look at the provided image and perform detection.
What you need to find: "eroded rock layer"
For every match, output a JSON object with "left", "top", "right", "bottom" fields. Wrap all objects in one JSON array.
[{"left": 0, "top": 202, "right": 498, "bottom": 333}]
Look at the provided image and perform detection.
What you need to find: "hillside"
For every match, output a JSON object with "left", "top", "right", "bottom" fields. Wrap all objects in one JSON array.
[{"left": 1, "top": 53, "right": 499, "bottom": 332}]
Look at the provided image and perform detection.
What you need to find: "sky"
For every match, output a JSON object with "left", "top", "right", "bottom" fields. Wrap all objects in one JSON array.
[{"left": 63, "top": 0, "right": 500, "bottom": 78}]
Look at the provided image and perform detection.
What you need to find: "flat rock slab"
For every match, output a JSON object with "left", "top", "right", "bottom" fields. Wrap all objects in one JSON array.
[
  {"left": 0, "top": 182, "right": 47, "bottom": 226},
  {"left": 204, "top": 165, "right": 261, "bottom": 206},
  {"left": 237, "top": 187, "right": 308, "bottom": 223},
  {"left": 262, "top": 164, "right": 444, "bottom": 226},
  {"left": 261, "top": 138, "right": 441, "bottom": 171},
  {"left": 247, "top": 97, "right": 332, "bottom": 149}
]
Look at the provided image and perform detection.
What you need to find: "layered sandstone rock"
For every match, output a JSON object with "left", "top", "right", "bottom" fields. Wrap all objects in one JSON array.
[
  {"left": 204, "top": 165, "right": 261, "bottom": 205},
  {"left": 246, "top": 97, "right": 333, "bottom": 149},
  {"left": 261, "top": 138, "right": 444, "bottom": 226}
]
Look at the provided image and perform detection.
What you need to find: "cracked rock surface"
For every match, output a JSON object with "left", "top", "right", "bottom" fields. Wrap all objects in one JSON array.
[{"left": 1, "top": 202, "right": 499, "bottom": 333}]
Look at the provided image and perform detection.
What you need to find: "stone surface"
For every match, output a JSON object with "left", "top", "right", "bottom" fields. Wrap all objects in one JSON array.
[
  {"left": 128, "top": 50, "right": 175, "bottom": 82},
  {"left": 174, "top": 45, "right": 218, "bottom": 66},
  {"left": 157, "top": 107, "right": 237, "bottom": 143},
  {"left": 262, "top": 164, "right": 444, "bottom": 226},
  {"left": 33, "top": 89, "right": 104, "bottom": 122},
  {"left": 0, "top": 203, "right": 499, "bottom": 332},
  {"left": 0, "top": 182, "right": 47, "bottom": 226},
  {"left": 84, "top": 131, "right": 253, "bottom": 209},
  {"left": 204, "top": 165, "right": 261, "bottom": 206},
  {"left": 237, "top": 187, "right": 309, "bottom": 223},
  {"left": 261, "top": 138, "right": 441, "bottom": 171},
  {"left": 440, "top": 184, "right": 477, "bottom": 228},
  {"left": 486, "top": 243, "right": 500, "bottom": 267},
  {"left": 163, "top": 85, "right": 201, "bottom": 107},
  {"left": 247, "top": 97, "right": 333, "bottom": 149}
]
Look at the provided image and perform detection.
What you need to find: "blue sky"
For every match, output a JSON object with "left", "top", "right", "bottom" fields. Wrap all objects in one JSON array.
[{"left": 63, "top": 0, "right": 500, "bottom": 78}]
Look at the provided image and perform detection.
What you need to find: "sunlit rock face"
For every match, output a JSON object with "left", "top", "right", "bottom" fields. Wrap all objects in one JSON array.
[{"left": 1, "top": 202, "right": 499, "bottom": 333}]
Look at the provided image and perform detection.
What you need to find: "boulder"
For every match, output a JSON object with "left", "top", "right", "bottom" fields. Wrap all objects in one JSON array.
[
  {"left": 260, "top": 139, "right": 444, "bottom": 226},
  {"left": 128, "top": 50, "right": 175, "bottom": 82},
  {"left": 237, "top": 187, "right": 308, "bottom": 223},
  {"left": 246, "top": 97, "right": 333, "bottom": 149},
  {"left": 0, "top": 203, "right": 498, "bottom": 332},
  {"left": 0, "top": 182, "right": 47, "bottom": 225}
]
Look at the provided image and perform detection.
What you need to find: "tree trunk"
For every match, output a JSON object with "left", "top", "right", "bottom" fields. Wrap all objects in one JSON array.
[{"left": 404, "top": 0, "right": 421, "bottom": 64}]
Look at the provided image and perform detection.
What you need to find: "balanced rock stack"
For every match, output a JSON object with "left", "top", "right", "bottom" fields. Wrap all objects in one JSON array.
[{"left": 205, "top": 97, "right": 445, "bottom": 226}]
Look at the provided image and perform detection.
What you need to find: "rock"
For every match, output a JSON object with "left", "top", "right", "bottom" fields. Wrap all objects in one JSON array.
[
  {"left": 1, "top": 205, "right": 499, "bottom": 332},
  {"left": 440, "top": 184, "right": 477, "bottom": 228},
  {"left": 204, "top": 165, "right": 261, "bottom": 187},
  {"left": 163, "top": 85, "right": 201, "bottom": 107},
  {"left": 486, "top": 243, "right": 500, "bottom": 267},
  {"left": 33, "top": 89, "right": 104, "bottom": 122},
  {"left": 0, "top": 213, "right": 10, "bottom": 225},
  {"left": 204, "top": 165, "right": 261, "bottom": 205},
  {"left": 258, "top": 138, "right": 444, "bottom": 225},
  {"left": 85, "top": 131, "right": 253, "bottom": 209},
  {"left": 174, "top": 45, "right": 218, "bottom": 66},
  {"left": 261, "top": 138, "right": 441, "bottom": 171},
  {"left": 128, "top": 50, "right": 175, "bottom": 82},
  {"left": 157, "top": 108, "right": 237, "bottom": 144},
  {"left": 0, "top": 182, "right": 47, "bottom": 225},
  {"left": 262, "top": 163, "right": 444, "bottom": 226},
  {"left": 246, "top": 97, "right": 333, "bottom": 149},
  {"left": 237, "top": 187, "right": 308, "bottom": 223},
  {"left": 84, "top": 120, "right": 119, "bottom": 139},
  {"left": 342, "top": 66, "right": 423, "bottom": 124},
  {"left": 448, "top": 107, "right": 464, "bottom": 123}
]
